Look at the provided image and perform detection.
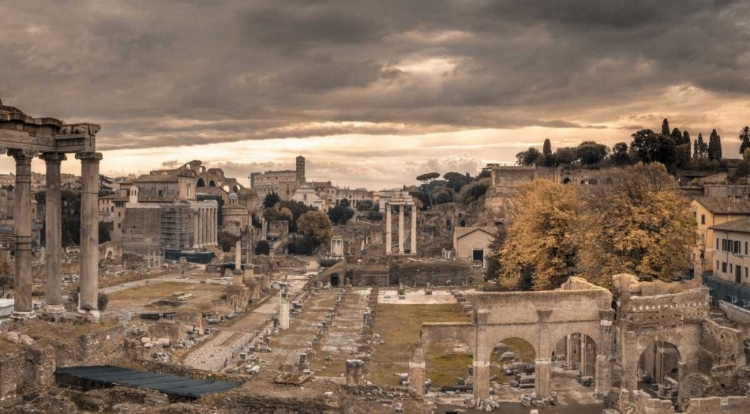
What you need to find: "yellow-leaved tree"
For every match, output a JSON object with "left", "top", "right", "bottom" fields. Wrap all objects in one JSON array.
[
  {"left": 499, "top": 179, "right": 583, "bottom": 290},
  {"left": 576, "top": 163, "right": 695, "bottom": 286}
]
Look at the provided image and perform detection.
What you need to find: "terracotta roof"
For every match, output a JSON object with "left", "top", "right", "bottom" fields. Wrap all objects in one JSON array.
[
  {"left": 693, "top": 197, "right": 750, "bottom": 214},
  {"left": 710, "top": 217, "right": 750, "bottom": 234}
]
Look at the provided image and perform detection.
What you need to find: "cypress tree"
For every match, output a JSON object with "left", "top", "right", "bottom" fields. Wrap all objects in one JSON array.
[
  {"left": 542, "top": 138, "right": 552, "bottom": 157},
  {"left": 661, "top": 119, "right": 671, "bottom": 136}
]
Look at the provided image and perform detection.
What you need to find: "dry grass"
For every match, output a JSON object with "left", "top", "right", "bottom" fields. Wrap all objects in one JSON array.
[
  {"left": 107, "top": 282, "right": 224, "bottom": 312},
  {"left": 368, "top": 304, "right": 470, "bottom": 386}
]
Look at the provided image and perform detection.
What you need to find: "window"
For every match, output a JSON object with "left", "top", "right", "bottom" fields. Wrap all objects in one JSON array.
[
  {"left": 717, "top": 260, "right": 720, "bottom": 270},
  {"left": 746, "top": 267, "right": 748, "bottom": 279},
  {"left": 735, "top": 241, "right": 741, "bottom": 254},
  {"left": 716, "top": 238, "right": 719, "bottom": 249},
  {"left": 730, "top": 264, "right": 733, "bottom": 273},
  {"left": 111, "top": 206, "right": 114, "bottom": 212},
  {"left": 746, "top": 241, "right": 748, "bottom": 255},
  {"left": 701, "top": 214, "right": 705, "bottom": 224},
  {"left": 722, "top": 262, "right": 727, "bottom": 273},
  {"left": 118, "top": 223, "right": 121, "bottom": 228}
]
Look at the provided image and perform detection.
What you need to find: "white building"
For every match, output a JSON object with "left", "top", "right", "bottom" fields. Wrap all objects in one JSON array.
[{"left": 291, "top": 183, "right": 325, "bottom": 211}]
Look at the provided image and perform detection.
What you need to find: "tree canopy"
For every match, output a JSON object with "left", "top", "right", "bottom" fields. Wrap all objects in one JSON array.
[
  {"left": 297, "top": 210, "right": 333, "bottom": 248},
  {"left": 262, "top": 192, "right": 281, "bottom": 209}
]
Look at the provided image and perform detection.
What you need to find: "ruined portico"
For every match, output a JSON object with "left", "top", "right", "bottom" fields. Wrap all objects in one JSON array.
[
  {"left": 384, "top": 191, "right": 417, "bottom": 255},
  {"left": 410, "top": 277, "right": 614, "bottom": 399},
  {"left": 0, "top": 98, "right": 102, "bottom": 319}
]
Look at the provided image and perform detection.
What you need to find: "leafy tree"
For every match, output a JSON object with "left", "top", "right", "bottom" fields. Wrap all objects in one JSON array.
[
  {"left": 218, "top": 230, "right": 240, "bottom": 252},
  {"left": 262, "top": 207, "right": 280, "bottom": 222},
  {"left": 254, "top": 240, "right": 271, "bottom": 255},
  {"left": 278, "top": 207, "right": 293, "bottom": 221},
  {"left": 99, "top": 222, "right": 112, "bottom": 244},
  {"left": 339, "top": 198, "right": 350, "bottom": 208},
  {"left": 297, "top": 211, "right": 333, "bottom": 248},
  {"left": 708, "top": 129, "right": 722, "bottom": 161},
  {"left": 542, "top": 138, "right": 552, "bottom": 157},
  {"left": 279, "top": 200, "right": 313, "bottom": 232},
  {"left": 464, "top": 181, "right": 488, "bottom": 204},
  {"left": 576, "top": 141, "right": 609, "bottom": 166},
  {"left": 739, "top": 126, "right": 750, "bottom": 155},
  {"left": 553, "top": 147, "right": 577, "bottom": 165},
  {"left": 516, "top": 147, "right": 543, "bottom": 166},
  {"left": 327, "top": 205, "right": 354, "bottom": 225},
  {"left": 630, "top": 129, "right": 677, "bottom": 168},
  {"left": 661, "top": 118, "right": 670, "bottom": 136},
  {"left": 610, "top": 142, "right": 630, "bottom": 165},
  {"left": 577, "top": 163, "right": 695, "bottom": 285},
  {"left": 356, "top": 200, "right": 374, "bottom": 211},
  {"left": 262, "top": 192, "right": 280, "bottom": 209},
  {"left": 366, "top": 211, "right": 383, "bottom": 221},
  {"left": 676, "top": 143, "right": 691, "bottom": 169},
  {"left": 444, "top": 172, "right": 471, "bottom": 194},
  {"left": 499, "top": 180, "right": 583, "bottom": 290}
]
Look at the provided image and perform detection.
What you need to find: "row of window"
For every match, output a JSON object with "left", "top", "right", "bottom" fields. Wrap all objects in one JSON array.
[
  {"left": 717, "top": 238, "right": 749, "bottom": 255},
  {"left": 717, "top": 260, "right": 750, "bottom": 279}
]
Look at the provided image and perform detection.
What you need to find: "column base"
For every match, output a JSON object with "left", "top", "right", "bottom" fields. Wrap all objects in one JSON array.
[
  {"left": 11, "top": 310, "right": 36, "bottom": 320},
  {"left": 77, "top": 309, "right": 101, "bottom": 322},
  {"left": 44, "top": 304, "right": 66, "bottom": 314}
]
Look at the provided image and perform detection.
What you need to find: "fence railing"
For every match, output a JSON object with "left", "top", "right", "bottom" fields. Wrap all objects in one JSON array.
[{"left": 701, "top": 273, "right": 750, "bottom": 309}]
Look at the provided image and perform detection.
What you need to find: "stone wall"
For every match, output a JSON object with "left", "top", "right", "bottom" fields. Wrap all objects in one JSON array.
[
  {"left": 389, "top": 261, "right": 471, "bottom": 286},
  {"left": 351, "top": 265, "right": 389, "bottom": 287},
  {"left": 699, "top": 319, "right": 746, "bottom": 382}
]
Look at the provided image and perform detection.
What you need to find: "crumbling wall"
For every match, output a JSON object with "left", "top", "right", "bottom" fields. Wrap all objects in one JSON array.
[
  {"left": 0, "top": 342, "right": 25, "bottom": 403},
  {"left": 685, "top": 396, "right": 750, "bottom": 414},
  {"left": 699, "top": 319, "right": 746, "bottom": 383},
  {"left": 351, "top": 265, "right": 388, "bottom": 287},
  {"left": 77, "top": 326, "right": 127, "bottom": 366}
]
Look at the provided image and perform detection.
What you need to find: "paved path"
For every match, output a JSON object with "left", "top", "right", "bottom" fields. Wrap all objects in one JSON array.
[{"left": 182, "top": 258, "right": 316, "bottom": 372}]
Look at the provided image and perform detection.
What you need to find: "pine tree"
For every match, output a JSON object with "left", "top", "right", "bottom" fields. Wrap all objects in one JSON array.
[
  {"left": 661, "top": 118, "right": 671, "bottom": 136},
  {"left": 542, "top": 138, "right": 552, "bottom": 157}
]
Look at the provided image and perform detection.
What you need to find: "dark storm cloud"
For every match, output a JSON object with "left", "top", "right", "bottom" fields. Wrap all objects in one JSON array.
[{"left": 0, "top": 0, "right": 748, "bottom": 150}]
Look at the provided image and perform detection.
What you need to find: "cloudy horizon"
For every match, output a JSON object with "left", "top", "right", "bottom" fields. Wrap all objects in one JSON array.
[{"left": 1, "top": 0, "right": 749, "bottom": 188}]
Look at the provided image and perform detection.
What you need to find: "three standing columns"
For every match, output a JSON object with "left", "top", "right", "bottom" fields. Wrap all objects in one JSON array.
[
  {"left": 41, "top": 152, "right": 66, "bottom": 314},
  {"left": 9, "top": 150, "right": 34, "bottom": 318},
  {"left": 384, "top": 203, "right": 417, "bottom": 255},
  {"left": 76, "top": 152, "right": 103, "bottom": 318}
]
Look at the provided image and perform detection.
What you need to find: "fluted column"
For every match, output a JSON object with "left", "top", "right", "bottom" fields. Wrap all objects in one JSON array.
[
  {"left": 212, "top": 207, "right": 217, "bottom": 245},
  {"left": 398, "top": 205, "right": 405, "bottom": 254},
  {"left": 9, "top": 150, "right": 34, "bottom": 318},
  {"left": 410, "top": 206, "right": 417, "bottom": 255},
  {"left": 41, "top": 153, "right": 66, "bottom": 314},
  {"left": 385, "top": 204, "right": 392, "bottom": 255},
  {"left": 76, "top": 152, "right": 102, "bottom": 318},
  {"left": 200, "top": 208, "right": 206, "bottom": 246}
]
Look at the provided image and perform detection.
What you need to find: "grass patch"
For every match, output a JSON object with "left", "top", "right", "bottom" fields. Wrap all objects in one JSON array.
[
  {"left": 425, "top": 340, "right": 473, "bottom": 387},
  {"left": 107, "top": 282, "right": 224, "bottom": 312},
  {"left": 489, "top": 337, "right": 537, "bottom": 384},
  {"left": 368, "top": 304, "right": 470, "bottom": 386}
]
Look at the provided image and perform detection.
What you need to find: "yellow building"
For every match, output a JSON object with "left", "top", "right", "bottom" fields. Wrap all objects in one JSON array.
[
  {"left": 691, "top": 197, "right": 750, "bottom": 274},
  {"left": 709, "top": 217, "right": 750, "bottom": 285}
]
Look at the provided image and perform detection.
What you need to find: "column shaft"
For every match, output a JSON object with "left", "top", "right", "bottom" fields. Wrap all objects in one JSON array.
[
  {"left": 77, "top": 152, "right": 102, "bottom": 315},
  {"left": 410, "top": 207, "right": 417, "bottom": 255},
  {"left": 193, "top": 209, "right": 200, "bottom": 248},
  {"left": 42, "top": 153, "right": 66, "bottom": 311},
  {"left": 9, "top": 151, "right": 34, "bottom": 316},
  {"left": 398, "top": 205, "right": 404, "bottom": 253},
  {"left": 385, "top": 205, "right": 392, "bottom": 254}
]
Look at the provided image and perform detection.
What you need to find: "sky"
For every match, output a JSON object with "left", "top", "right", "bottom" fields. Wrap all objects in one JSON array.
[{"left": 0, "top": 0, "right": 749, "bottom": 189}]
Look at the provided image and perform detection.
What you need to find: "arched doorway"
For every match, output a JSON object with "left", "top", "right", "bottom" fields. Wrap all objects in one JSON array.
[
  {"left": 562, "top": 178, "right": 571, "bottom": 184},
  {"left": 460, "top": 220, "right": 466, "bottom": 227},
  {"left": 208, "top": 180, "right": 216, "bottom": 187},
  {"left": 638, "top": 341, "right": 681, "bottom": 396},
  {"left": 490, "top": 338, "right": 536, "bottom": 390},
  {"left": 425, "top": 338, "right": 474, "bottom": 391},
  {"left": 552, "top": 333, "right": 597, "bottom": 388},
  {"left": 197, "top": 178, "right": 206, "bottom": 187}
]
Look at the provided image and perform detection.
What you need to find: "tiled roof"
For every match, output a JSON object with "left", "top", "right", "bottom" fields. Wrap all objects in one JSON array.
[
  {"left": 710, "top": 217, "right": 750, "bottom": 234},
  {"left": 454, "top": 226, "right": 498, "bottom": 240},
  {"left": 693, "top": 197, "right": 750, "bottom": 214}
]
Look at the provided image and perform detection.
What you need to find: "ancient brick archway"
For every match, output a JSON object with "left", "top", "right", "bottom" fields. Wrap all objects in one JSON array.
[{"left": 410, "top": 278, "right": 614, "bottom": 398}]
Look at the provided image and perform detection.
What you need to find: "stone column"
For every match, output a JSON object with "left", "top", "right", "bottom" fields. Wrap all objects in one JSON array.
[
  {"left": 410, "top": 206, "right": 417, "bottom": 255},
  {"left": 622, "top": 331, "right": 638, "bottom": 390},
  {"left": 580, "top": 334, "right": 588, "bottom": 376},
  {"left": 76, "top": 152, "right": 102, "bottom": 318},
  {"left": 398, "top": 205, "right": 405, "bottom": 253},
  {"left": 201, "top": 208, "right": 207, "bottom": 246},
  {"left": 385, "top": 204, "right": 392, "bottom": 255},
  {"left": 473, "top": 309, "right": 491, "bottom": 398},
  {"left": 567, "top": 334, "right": 574, "bottom": 368},
  {"left": 213, "top": 207, "right": 218, "bottom": 245},
  {"left": 676, "top": 361, "right": 687, "bottom": 409},
  {"left": 409, "top": 345, "right": 426, "bottom": 396},
  {"left": 9, "top": 150, "right": 34, "bottom": 318},
  {"left": 193, "top": 208, "right": 200, "bottom": 248},
  {"left": 535, "top": 309, "right": 553, "bottom": 397},
  {"left": 42, "top": 153, "right": 66, "bottom": 314},
  {"left": 595, "top": 311, "right": 614, "bottom": 398}
]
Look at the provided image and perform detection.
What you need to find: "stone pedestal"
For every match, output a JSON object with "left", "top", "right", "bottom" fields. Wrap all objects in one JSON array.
[
  {"left": 280, "top": 291, "right": 290, "bottom": 329},
  {"left": 345, "top": 359, "right": 364, "bottom": 385},
  {"left": 9, "top": 150, "right": 34, "bottom": 319},
  {"left": 409, "top": 361, "right": 425, "bottom": 395},
  {"left": 76, "top": 152, "right": 102, "bottom": 319}
]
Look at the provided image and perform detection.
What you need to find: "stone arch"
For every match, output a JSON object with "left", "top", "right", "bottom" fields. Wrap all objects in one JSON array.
[
  {"left": 197, "top": 178, "right": 206, "bottom": 187},
  {"left": 460, "top": 220, "right": 466, "bottom": 227},
  {"left": 637, "top": 340, "right": 681, "bottom": 386},
  {"left": 208, "top": 180, "right": 216, "bottom": 187},
  {"left": 562, "top": 177, "right": 571, "bottom": 184},
  {"left": 233, "top": 185, "right": 240, "bottom": 193}
]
